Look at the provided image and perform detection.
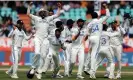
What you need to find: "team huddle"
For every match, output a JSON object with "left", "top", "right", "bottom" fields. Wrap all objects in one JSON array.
[{"left": 5, "top": 2, "right": 126, "bottom": 80}]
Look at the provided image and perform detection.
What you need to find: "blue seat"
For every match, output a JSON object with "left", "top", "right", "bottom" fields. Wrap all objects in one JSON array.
[
  {"left": 111, "top": 9, "right": 117, "bottom": 16},
  {"left": 1, "top": 7, "right": 7, "bottom": 17},
  {"left": 119, "top": 9, "right": 124, "bottom": 16},
  {"left": 80, "top": 8, "right": 87, "bottom": 12},
  {"left": 64, "top": 12, "right": 69, "bottom": 19},
  {"left": 11, "top": 11, "right": 18, "bottom": 22},
  {"left": 6, "top": 8, "right": 12, "bottom": 17},
  {"left": 69, "top": 8, "right": 75, "bottom": 13},
  {"left": 130, "top": 9, "right": 133, "bottom": 17},
  {"left": 80, "top": 12, "right": 86, "bottom": 20},
  {"left": 125, "top": 6, "right": 130, "bottom": 14}
]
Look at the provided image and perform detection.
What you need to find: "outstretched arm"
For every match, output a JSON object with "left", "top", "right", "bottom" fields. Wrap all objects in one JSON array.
[
  {"left": 99, "top": 4, "right": 110, "bottom": 23},
  {"left": 47, "top": 2, "right": 62, "bottom": 21},
  {"left": 27, "top": 2, "right": 33, "bottom": 17}
]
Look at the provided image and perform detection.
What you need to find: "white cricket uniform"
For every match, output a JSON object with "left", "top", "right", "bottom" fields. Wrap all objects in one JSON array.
[
  {"left": 41, "top": 29, "right": 63, "bottom": 75},
  {"left": 41, "top": 18, "right": 60, "bottom": 72},
  {"left": 85, "top": 9, "right": 110, "bottom": 73},
  {"left": 70, "top": 26, "right": 86, "bottom": 76},
  {"left": 86, "top": 18, "right": 106, "bottom": 73},
  {"left": 7, "top": 28, "right": 31, "bottom": 75},
  {"left": 29, "top": 14, "right": 58, "bottom": 69},
  {"left": 95, "top": 31, "right": 115, "bottom": 76},
  {"left": 107, "top": 26, "right": 125, "bottom": 74},
  {"left": 63, "top": 26, "right": 72, "bottom": 75}
]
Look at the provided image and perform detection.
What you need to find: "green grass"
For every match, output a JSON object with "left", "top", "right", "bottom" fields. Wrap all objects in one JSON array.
[{"left": 0, "top": 66, "right": 133, "bottom": 80}]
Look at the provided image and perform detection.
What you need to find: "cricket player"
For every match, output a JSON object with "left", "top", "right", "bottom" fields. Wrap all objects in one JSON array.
[
  {"left": 26, "top": 2, "right": 61, "bottom": 79},
  {"left": 40, "top": 21, "right": 64, "bottom": 79},
  {"left": 41, "top": 10, "right": 61, "bottom": 73},
  {"left": 38, "top": 28, "right": 65, "bottom": 79},
  {"left": 105, "top": 21, "right": 126, "bottom": 79},
  {"left": 70, "top": 19, "right": 86, "bottom": 79},
  {"left": 84, "top": 5, "right": 110, "bottom": 79},
  {"left": 94, "top": 24, "right": 115, "bottom": 79},
  {"left": 6, "top": 20, "right": 33, "bottom": 79},
  {"left": 63, "top": 19, "right": 74, "bottom": 76}
]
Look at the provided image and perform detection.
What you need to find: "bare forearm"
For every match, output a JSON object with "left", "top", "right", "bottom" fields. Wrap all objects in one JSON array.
[{"left": 27, "top": 6, "right": 31, "bottom": 17}]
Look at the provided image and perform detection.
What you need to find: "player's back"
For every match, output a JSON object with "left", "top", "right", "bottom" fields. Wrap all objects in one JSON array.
[
  {"left": 87, "top": 19, "right": 103, "bottom": 37},
  {"left": 100, "top": 31, "right": 110, "bottom": 47}
]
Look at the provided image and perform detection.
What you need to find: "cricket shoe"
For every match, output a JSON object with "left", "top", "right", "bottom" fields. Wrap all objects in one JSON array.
[
  {"left": 108, "top": 75, "right": 115, "bottom": 79},
  {"left": 90, "top": 72, "right": 96, "bottom": 79},
  {"left": 104, "top": 73, "right": 109, "bottom": 78},
  {"left": 27, "top": 68, "right": 35, "bottom": 79},
  {"left": 76, "top": 74, "right": 84, "bottom": 79},
  {"left": 5, "top": 71, "right": 12, "bottom": 77},
  {"left": 115, "top": 73, "right": 121, "bottom": 79},
  {"left": 35, "top": 72, "right": 42, "bottom": 80},
  {"left": 52, "top": 74, "right": 63, "bottom": 78},
  {"left": 11, "top": 74, "right": 19, "bottom": 79},
  {"left": 64, "top": 73, "right": 70, "bottom": 77}
]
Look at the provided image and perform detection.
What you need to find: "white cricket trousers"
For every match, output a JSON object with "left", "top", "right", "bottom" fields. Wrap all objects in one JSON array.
[
  {"left": 70, "top": 46, "right": 85, "bottom": 76},
  {"left": 95, "top": 46, "right": 115, "bottom": 76},
  {"left": 8, "top": 46, "right": 21, "bottom": 75},
  {"left": 32, "top": 37, "right": 47, "bottom": 69},
  {"left": 87, "top": 36, "right": 100, "bottom": 73},
  {"left": 37, "top": 38, "right": 49, "bottom": 73},
  {"left": 64, "top": 42, "right": 72, "bottom": 75},
  {"left": 42, "top": 46, "right": 60, "bottom": 75},
  {"left": 106, "top": 45, "right": 122, "bottom": 74}
]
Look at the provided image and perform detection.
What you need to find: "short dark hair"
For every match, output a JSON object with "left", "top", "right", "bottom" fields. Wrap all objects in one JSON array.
[
  {"left": 55, "top": 28, "right": 61, "bottom": 33},
  {"left": 91, "top": 12, "right": 98, "bottom": 19},
  {"left": 103, "top": 24, "right": 108, "bottom": 31},
  {"left": 56, "top": 21, "right": 63, "bottom": 28},
  {"left": 49, "top": 9, "right": 54, "bottom": 13},
  {"left": 17, "top": 20, "right": 24, "bottom": 25},
  {"left": 77, "top": 19, "right": 84, "bottom": 24},
  {"left": 66, "top": 19, "right": 74, "bottom": 26}
]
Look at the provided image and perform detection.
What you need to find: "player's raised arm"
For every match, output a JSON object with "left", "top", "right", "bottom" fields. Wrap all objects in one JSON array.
[
  {"left": 99, "top": 3, "right": 110, "bottom": 23},
  {"left": 119, "top": 25, "right": 126, "bottom": 36},
  {"left": 47, "top": 2, "right": 62, "bottom": 21},
  {"left": 27, "top": 2, "right": 32, "bottom": 17},
  {"left": 27, "top": 2, "right": 38, "bottom": 20}
]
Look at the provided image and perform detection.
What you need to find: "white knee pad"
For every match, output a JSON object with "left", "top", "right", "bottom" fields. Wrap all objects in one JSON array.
[{"left": 47, "top": 54, "right": 53, "bottom": 59}]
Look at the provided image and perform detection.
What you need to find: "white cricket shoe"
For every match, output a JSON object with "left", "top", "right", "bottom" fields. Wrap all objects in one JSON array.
[
  {"left": 116, "top": 73, "right": 121, "bottom": 79},
  {"left": 52, "top": 74, "right": 63, "bottom": 78},
  {"left": 30, "top": 68, "right": 35, "bottom": 74},
  {"left": 64, "top": 73, "right": 70, "bottom": 77},
  {"left": 104, "top": 73, "right": 109, "bottom": 78},
  {"left": 56, "top": 74, "right": 64, "bottom": 78},
  {"left": 109, "top": 75, "right": 115, "bottom": 79},
  {"left": 11, "top": 74, "right": 19, "bottom": 79},
  {"left": 6, "top": 71, "right": 12, "bottom": 76},
  {"left": 77, "top": 74, "right": 84, "bottom": 79},
  {"left": 35, "top": 72, "right": 42, "bottom": 80},
  {"left": 90, "top": 72, "right": 96, "bottom": 79}
]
